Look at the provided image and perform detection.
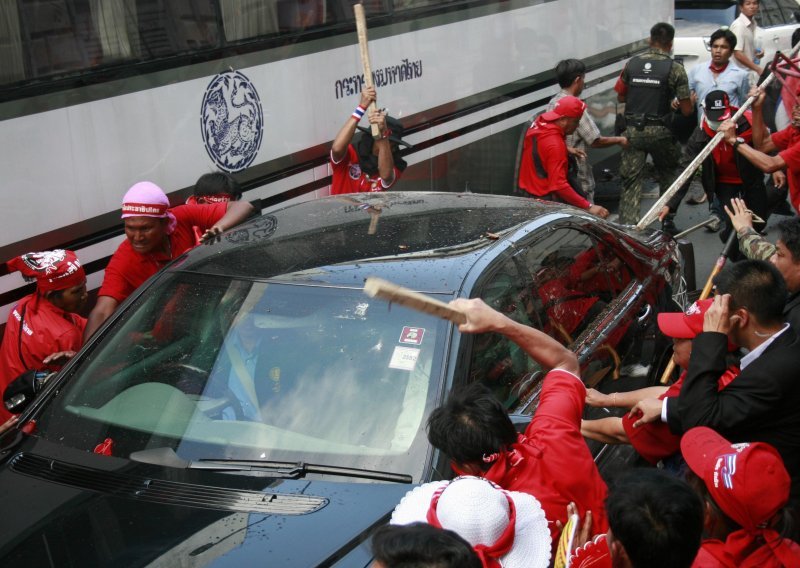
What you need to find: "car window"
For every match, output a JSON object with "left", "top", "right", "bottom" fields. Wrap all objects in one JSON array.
[
  {"left": 33, "top": 273, "right": 449, "bottom": 481},
  {"left": 759, "top": 0, "right": 800, "bottom": 27},
  {"left": 469, "top": 228, "right": 627, "bottom": 407}
]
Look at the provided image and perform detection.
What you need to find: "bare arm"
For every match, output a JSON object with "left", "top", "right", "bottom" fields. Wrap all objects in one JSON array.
[
  {"left": 585, "top": 386, "right": 668, "bottom": 408},
  {"left": 589, "top": 136, "right": 628, "bottom": 149},
  {"left": 720, "top": 118, "right": 785, "bottom": 173},
  {"left": 733, "top": 50, "right": 762, "bottom": 75},
  {"left": 83, "top": 296, "right": 119, "bottom": 342},
  {"left": 200, "top": 200, "right": 255, "bottom": 243},
  {"left": 678, "top": 97, "right": 693, "bottom": 118},
  {"left": 749, "top": 87, "right": 777, "bottom": 152},
  {"left": 332, "top": 87, "right": 375, "bottom": 162},
  {"left": 450, "top": 298, "right": 579, "bottom": 375},
  {"left": 369, "top": 109, "right": 395, "bottom": 184}
]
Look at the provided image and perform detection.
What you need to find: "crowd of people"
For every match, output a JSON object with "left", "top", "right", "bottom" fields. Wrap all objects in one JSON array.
[{"left": 3, "top": 1, "right": 800, "bottom": 566}]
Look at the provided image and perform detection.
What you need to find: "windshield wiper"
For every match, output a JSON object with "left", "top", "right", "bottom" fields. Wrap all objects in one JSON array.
[{"left": 130, "top": 447, "right": 412, "bottom": 483}]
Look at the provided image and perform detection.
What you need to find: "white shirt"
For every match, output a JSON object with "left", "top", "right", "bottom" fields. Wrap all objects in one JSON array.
[{"left": 730, "top": 12, "right": 757, "bottom": 60}]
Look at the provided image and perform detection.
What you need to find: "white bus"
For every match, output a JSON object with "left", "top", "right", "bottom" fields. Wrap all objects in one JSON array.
[{"left": 0, "top": 0, "right": 672, "bottom": 321}]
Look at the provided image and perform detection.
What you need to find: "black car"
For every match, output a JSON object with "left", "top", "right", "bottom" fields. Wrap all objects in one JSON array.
[{"left": 0, "top": 192, "right": 685, "bottom": 567}]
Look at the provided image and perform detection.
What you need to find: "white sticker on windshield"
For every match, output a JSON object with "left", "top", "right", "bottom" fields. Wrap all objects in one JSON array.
[{"left": 389, "top": 346, "right": 420, "bottom": 371}]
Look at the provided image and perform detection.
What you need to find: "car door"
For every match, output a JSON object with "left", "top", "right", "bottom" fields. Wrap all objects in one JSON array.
[{"left": 465, "top": 222, "right": 665, "bottom": 420}]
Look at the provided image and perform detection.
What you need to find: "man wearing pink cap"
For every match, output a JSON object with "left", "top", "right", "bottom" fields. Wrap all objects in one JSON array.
[
  {"left": 682, "top": 426, "right": 800, "bottom": 567},
  {"left": 0, "top": 250, "right": 88, "bottom": 422},
  {"left": 518, "top": 95, "right": 609, "bottom": 218},
  {"left": 84, "top": 181, "right": 253, "bottom": 339}
]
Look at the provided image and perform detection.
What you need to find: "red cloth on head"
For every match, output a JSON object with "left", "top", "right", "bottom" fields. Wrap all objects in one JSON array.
[
  {"left": 98, "top": 203, "right": 226, "bottom": 303},
  {"left": 7, "top": 250, "right": 85, "bottom": 292}
]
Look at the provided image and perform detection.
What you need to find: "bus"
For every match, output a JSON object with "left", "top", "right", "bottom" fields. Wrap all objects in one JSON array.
[{"left": 0, "top": 0, "right": 672, "bottom": 323}]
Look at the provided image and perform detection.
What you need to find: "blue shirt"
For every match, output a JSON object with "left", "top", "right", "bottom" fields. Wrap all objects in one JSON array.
[{"left": 689, "top": 63, "right": 750, "bottom": 124}]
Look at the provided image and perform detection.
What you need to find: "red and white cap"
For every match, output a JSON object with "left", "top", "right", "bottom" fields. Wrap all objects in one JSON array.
[
  {"left": 7, "top": 249, "right": 85, "bottom": 292},
  {"left": 656, "top": 298, "right": 713, "bottom": 339}
]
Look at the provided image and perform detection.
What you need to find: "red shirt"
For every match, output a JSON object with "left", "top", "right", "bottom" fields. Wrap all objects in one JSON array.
[
  {"left": 771, "top": 126, "right": 800, "bottom": 214},
  {"left": 330, "top": 146, "right": 400, "bottom": 195},
  {"left": 99, "top": 203, "right": 227, "bottom": 303},
  {"left": 456, "top": 369, "right": 609, "bottom": 542},
  {"left": 0, "top": 294, "right": 86, "bottom": 422},
  {"left": 622, "top": 366, "right": 739, "bottom": 465},
  {"left": 518, "top": 118, "right": 591, "bottom": 209}
]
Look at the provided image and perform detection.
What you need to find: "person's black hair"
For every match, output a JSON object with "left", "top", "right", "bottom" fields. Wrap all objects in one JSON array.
[
  {"left": 194, "top": 172, "right": 242, "bottom": 200},
  {"left": 370, "top": 523, "right": 482, "bottom": 568},
  {"left": 792, "top": 27, "right": 800, "bottom": 48},
  {"left": 426, "top": 382, "right": 517, "bottom": 471},
  {"left": 555, "top": 59, "right": 586, "bottom": 89},
  {"left": 355, "top": 115, "right": 408, "bottom": 175},
  {"left": 709, "top": 28, "right": 737, "bottom": 51},
  {"left": 777, "top": 217, "right": 800, "bottom": 262},
  {"left": 606, "top": 468, "right": 703, "bottom": 568},
  {"left": 650, "top": 22, "right": 675, "bottom": 46},
  {"left": 713, "top": 260, "right": 786, "bottom": 325},
  {"left": 737, "top": 0, "right": 759, "bottom": 6}
]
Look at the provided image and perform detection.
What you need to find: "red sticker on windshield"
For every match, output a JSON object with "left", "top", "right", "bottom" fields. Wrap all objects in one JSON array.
[{"left": 399, "top": 326, "right": 425, "bottom": 345}]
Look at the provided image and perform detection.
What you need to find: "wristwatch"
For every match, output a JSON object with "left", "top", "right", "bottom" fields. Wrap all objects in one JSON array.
[{"left": 733, "top": 137, "right": 745, "bottom": 151}]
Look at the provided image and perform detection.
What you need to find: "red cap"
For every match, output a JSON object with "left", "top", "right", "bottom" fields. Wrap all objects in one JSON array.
[
  {"left": 7, "top": 250, "right": 86, "bottom": 292},
  {"left": 656, "top": 299, "right": 713, "bottom": 339},
  {"left": 681, "top": 427, "right": 790, "bottom": 530},
  {"left": 540, "top": 96, "right": 586, "bottom": 121}
]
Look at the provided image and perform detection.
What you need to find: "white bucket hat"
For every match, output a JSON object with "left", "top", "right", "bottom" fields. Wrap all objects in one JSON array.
[{"left": 390, "top": 476, "right": 551, "bottom": 568}]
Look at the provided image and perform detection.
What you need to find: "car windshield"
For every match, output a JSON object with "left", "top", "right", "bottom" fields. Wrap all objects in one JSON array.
[{"left": 33, "top": 272, "right": 449, "bottom": 481}]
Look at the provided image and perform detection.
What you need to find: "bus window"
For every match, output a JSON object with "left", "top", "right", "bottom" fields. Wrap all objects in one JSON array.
[{"left": 220, "top": 0, "right": 279, "bottom": 42}]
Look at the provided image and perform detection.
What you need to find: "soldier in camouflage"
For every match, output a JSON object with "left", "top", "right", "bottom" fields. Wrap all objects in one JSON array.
[
  {"left": 726, "top": 197, "right": 800, "bottom": 329},
  {"left": 614, "top": 23, "right": 693, "bottom": 229}
]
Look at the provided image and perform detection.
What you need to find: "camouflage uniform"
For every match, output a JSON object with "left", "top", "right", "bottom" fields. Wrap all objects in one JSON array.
[
  {"left": 736, "top": 226, "right": 776, "bottom": 261},
  {"left": 617, "top": 48, "right": 691, "bottom": 225}
]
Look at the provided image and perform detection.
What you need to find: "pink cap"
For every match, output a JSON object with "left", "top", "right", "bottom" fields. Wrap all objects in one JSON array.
[{"left": 121, "top": 181, "right": 176, "bottom": 234}]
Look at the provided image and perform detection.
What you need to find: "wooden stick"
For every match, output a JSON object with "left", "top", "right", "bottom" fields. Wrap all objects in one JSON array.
[
  {"left": 659, "top": 229, "right": 739, "bottom": 384},
  {"left": 354, "top": 3, "right": 380, "bottom": 139},
  {"left": 636, "top": 41, "right": 800, "bottom": 231},
  {"left": 364, "top": 277, "right": 467, "bottom": 325}
]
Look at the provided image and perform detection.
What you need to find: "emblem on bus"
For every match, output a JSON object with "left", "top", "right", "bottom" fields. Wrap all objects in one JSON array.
[{"left": 201, "top": 70, "right": 263, "bottom": 173}]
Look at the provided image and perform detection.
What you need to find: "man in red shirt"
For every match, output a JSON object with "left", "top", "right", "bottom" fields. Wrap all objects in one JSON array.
[
  {"left": 0, "top": 250, "right": 87, "bottom": 422},
  {"left": 518, "top": 96, "right": 609, "bottom": 218},
  {"left": 330, "top": 86, "right": 410, "bottom": 195},
  {"left": 427, "top": 298, "right": 609, "bottom": 542},
  {"left": 84, "top": 181, "right": 254, "bottom": 339},
  {"left": 719, "top": 85, "right": 800, "bottom": 213}
]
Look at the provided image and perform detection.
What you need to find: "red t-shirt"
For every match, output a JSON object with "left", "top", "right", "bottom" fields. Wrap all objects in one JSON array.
[
  {"left": 456, "top": 369, "right": 609, "bottom": 542},
  {"left": 330, "top": 146, "right": 400, "bottom": 195},
  {"left": 772, "top": 126, "right": 800, "bottom": 214},
  {"left": 0, "top": 294, "right": 86, "bottom": 422},
  {"left": 622, "top": 366, "right": 739, "bottom": 465},
  {"left": 99, "top": 203, "right": 227, "bottom": 303},
  {"left": 518, "top": 119, "right": 591, "bottom": 209}
]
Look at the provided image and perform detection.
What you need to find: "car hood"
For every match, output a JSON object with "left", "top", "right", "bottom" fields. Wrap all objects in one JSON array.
[{"left": 0, "top": 439, "right": 413, "bottom": 567}]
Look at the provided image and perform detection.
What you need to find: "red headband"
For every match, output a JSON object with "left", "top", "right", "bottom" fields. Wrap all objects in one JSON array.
[
  {"left": 121, "top": 202, "right": 169, "bottom": 217},
  {"left": 7, "top": 250, "right": 86, "bottom": 292},
  {"left": 186, "top": 194, "right": 234, "bottom": 205},
  {"left": 426, "top": 484, "right": 517, "bottom": 568}
]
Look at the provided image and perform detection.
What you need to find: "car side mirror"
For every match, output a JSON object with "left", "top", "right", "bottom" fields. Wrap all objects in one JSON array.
[{"left": 3, "top": 370, "right": 51, "bottom": 415}]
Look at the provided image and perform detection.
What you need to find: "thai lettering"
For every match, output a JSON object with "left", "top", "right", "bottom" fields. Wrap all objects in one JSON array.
[{"left": 334, "top": 58, "right": 424, "bottom": 99}]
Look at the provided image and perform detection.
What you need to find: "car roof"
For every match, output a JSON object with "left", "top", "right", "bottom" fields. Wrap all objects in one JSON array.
[{"left": 176, "top": 192, "right": 566, "bottom": 293}]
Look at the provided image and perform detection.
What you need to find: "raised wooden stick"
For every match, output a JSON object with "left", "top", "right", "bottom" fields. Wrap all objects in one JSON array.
[
  {"left": 636, "top": 41, "right": 800, "bottom": 231},
  {"left": 354, "top": 3, "right": 380, "bottom": 139},
  {"left": 364, "top": 277, "right": 467, "bottom": 324}
]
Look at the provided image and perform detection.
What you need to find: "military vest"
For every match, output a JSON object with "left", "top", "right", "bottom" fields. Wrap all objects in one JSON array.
[{"left": 624, "top": 55, "right": 673, "bottom": 124}]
